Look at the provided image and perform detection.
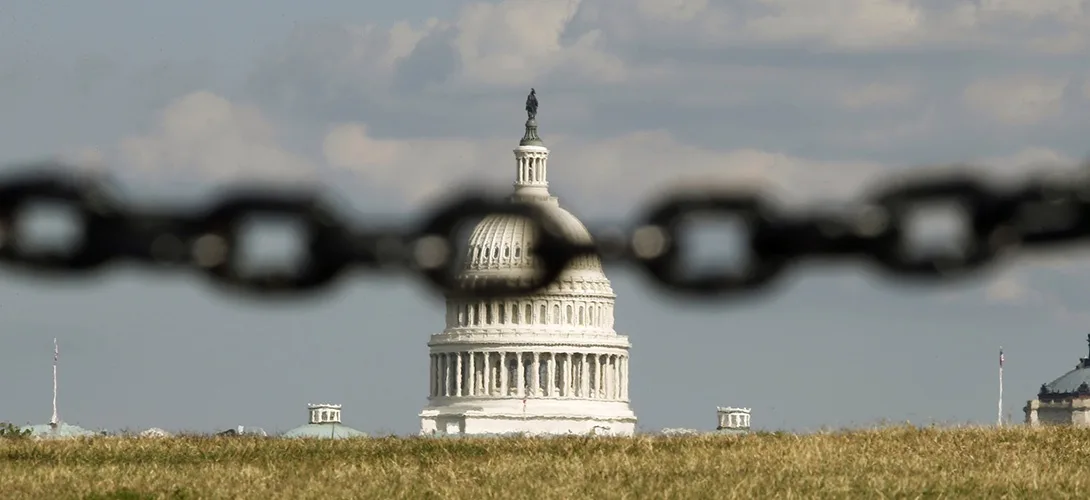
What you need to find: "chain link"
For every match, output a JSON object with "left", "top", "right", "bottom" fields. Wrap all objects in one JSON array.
[{"left": 0, "top": 161, "right": 1086, "bottom": 300}]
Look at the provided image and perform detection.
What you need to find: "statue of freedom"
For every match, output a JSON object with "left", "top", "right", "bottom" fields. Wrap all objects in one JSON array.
[{"left": 525, "top": 88, "right": 538, "bottom": 121}]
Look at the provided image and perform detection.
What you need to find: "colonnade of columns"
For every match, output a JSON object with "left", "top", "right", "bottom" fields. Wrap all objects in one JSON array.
[
  {"left": 718, "top": 412, "right": 750, "bottom": 429},
  {"left": 517, "top": 153, "right": 547, "bottom": 185},
  {"left": 448, "top": 299, "right": 614, "bottom": 330},
  {"left": 429, "top": 350, "right": 628, "bottom": 401}
]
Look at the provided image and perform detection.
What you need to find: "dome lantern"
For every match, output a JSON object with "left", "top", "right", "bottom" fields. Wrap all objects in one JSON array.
[{"left": 512, "top": 88, "right": 551, "bottom": 203}]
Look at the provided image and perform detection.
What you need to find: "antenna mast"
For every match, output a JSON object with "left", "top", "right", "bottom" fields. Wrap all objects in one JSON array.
[{"left": 50, "top": 337, "right": 59, "bottom": 426}]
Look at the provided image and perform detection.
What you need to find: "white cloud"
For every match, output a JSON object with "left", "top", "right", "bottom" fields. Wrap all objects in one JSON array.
[
  {"left": 322, "top": 122, "right": 500, "bottom": 206},
  {"left": 838, "top": 83, "right": 917, "bottom": 110},
  {"left": 742, "top": 0, "right": 924, "bottom": 49},
  {"left": 452, "top": 0, "right": 626, "bottom": 86},
  {"left": 113, "top": 91, "right": 317, "bottom": 183},
  {"left": 320, "top": 121, "right": 894, "bottom": 210},
  {"left": 962, "top": 75, "right": 1070, "bottom": 126},
  {"left": 977, "top": 0, "right": 1087, "bottom": 20}
]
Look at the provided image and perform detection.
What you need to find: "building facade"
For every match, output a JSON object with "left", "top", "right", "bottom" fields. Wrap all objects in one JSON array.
[
  {"left": 1025, "top": 334, "right": 1090, "bottom": 427},
  {"left": 419, "top": 94, "right": 637, "bottom": 436}
]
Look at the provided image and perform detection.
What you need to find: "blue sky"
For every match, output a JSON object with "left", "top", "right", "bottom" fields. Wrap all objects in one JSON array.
[{"left": 3, "top": 0, "right": 1090, "bottom": 435}]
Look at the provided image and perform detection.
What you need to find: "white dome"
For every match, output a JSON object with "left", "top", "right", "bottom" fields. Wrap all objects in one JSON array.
[
  {"left": 420, "top": 111, "right": 636, "bottom": 438},
  {"left": 457, "top": 198, "right": 607, "bottom": 281}
]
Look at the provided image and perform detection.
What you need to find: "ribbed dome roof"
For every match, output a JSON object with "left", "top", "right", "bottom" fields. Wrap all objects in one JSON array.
[
  {"left": 458, "top": 199, "right": 604, "bottom": 277},
  {"left": 1044, "top": 367, "right": 1090, "bottom": 394},
  {"left": 1039, "top": 334, "right": 1090, "bottom": 395},
  {"left": 282, "top": 423, "right": 367, "bottom": 439}
]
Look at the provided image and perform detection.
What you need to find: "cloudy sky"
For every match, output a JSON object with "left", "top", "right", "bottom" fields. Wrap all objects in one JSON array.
[{"left": 3, "top": 0, "right": 1090, "bottom": 434}]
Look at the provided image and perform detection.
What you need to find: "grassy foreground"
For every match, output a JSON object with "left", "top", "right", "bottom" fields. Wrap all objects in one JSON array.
[{"left": 2, "top": 426, "right": 1089, "bottom": 499}]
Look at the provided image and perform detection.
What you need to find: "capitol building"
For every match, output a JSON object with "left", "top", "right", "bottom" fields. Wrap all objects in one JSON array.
[{"left": 419, "top": 92, "right": 638, "bottom": 436}]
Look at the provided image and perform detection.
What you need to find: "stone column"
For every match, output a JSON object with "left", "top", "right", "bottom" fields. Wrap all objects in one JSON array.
[
  {"left": 611, "top": 356, "right": 619, "bottom": 400},
  {"left": 428, "top": 354, "right": 435, "bottom": 398},
  {"left": 436, "top": 355, "right": 444, "bottom": 396},
  {"left": 621, "top": 356, "right": 628, "bottom": 400},
  {"left": 500, "top": 352, "right": 509, "bottom": 396},
  {"left": 546, "top": 353, "right": 555, "bottom": 397},
  {"left": 454, "top": 352, "right": 463, "bottom": 397},
  {"left": 437, "top": 354, "right": 443, "bottom": 397},
  {"left": 601, "top": 357, "right": 610, "bottom": 398},
  {"left": 467, "top": 352, "right": 476, "bottom": 396},
  {"left": 516, "top": 352, "right": 525, "bottom": 397},
  {"left": 532, "top": 352, "right": 540, "bottom": 397},
  {"left": 446, "top": 353, "right": 454, "bottom": 397},
  {"left": 559, "top": 354, "right": 569, "bottom": 397},
  {"left": 483, "top": 351, "right": 491, "bottom": 397},
  {"left": 581, "top": 354, "right": 589, "bottom": 398},
  {"left": 572, "top": 354, "right": 580, "bottom": 397},
  {"left": 604, "top": 355, "right": 612, "bottom": 400},
  {"left": 587, "top": 354, "right": 595, "bottom": 398}
]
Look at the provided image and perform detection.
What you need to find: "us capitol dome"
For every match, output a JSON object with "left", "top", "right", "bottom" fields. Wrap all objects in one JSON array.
[{"left": 419, "top": 90, "right": 637, "bottom": 436}]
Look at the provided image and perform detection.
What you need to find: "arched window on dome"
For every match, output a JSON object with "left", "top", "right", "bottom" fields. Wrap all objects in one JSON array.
[
  {"left": 504, "top": 246, "right": 510, "bottom": 259},
  {"left": 579, "top": 306, "right": 585, "bottom": 326},
  {"left": 498, "top": 303, "right": 506, "bottom": 324},
  {"left": 486, "top": 303, "right": 494, "bottom": 324},
  {"left": 514, "top": 246, "right": 521, "bottom": 259},
  {"left": 493, "top": 247, "right": 499, "bottom": 259},
  {"left": 566, "top": 305, "right": 573, "bottom": 324},
  {"left": 540, "top": 304, "right": 547, "bottom": 324},
  {"left": 511, "top": 303, "right": 519, "bottom": 324},
  {"left": 552, "top": 305, "right": 560, "bottom": 325},
  {"left": 525, "top": 304, "right": 532, "bottom": 324},
  {"left": 472, "top": 304, "right": 480, "bottom": 325}
]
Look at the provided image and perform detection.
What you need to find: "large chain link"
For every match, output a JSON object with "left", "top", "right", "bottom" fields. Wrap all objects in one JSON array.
[{"left": 0, "top": 161, "right": 1086, "bottom": 300}]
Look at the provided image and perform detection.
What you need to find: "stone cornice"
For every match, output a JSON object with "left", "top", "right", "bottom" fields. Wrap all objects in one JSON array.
[
  {"left": 428, "top": 334, "right": 631, "bottom": 349},
  {"left": 1037, "top": 381, "right": 1090, "bottom": 402},
  {"left": 419, "top": 410, "right": 636, "bottom": 422}
]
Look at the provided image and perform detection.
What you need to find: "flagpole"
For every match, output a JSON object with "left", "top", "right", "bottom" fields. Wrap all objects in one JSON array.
[
  {"left": 51, "top": 337, "right": 59, "bottom": 426},
  {"left": 998, "top": 346, "right": 1004, "bottom": 428}
]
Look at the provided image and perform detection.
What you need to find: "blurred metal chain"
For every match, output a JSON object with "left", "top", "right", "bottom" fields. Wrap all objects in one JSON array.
[{"left": 0, "top": 161, "right": 1087, "bottom": 300}]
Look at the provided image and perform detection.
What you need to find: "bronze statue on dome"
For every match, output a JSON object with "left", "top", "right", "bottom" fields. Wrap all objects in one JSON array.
[{"left": 525, "top": 88, "right": 538, "bottom": 121}]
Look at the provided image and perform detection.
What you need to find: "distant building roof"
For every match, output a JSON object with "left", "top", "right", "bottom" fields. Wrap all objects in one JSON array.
[
  {"left": 1041, "top": 334, "right": 1090, "bottom": 397},
  {"left": 139, "top": 428, "right": 172, "bottom": 438},
  {"left": 217, "top": 426, "right": 267, "bottom": 437},
  {"left": 282, "top": 403, "right": 366, "bottom": 439},
  {"left": 283, "top": 423, "right": 367, "bottom": 439},
  {"left": 22, "top": 422, "right": 96, "bottom": 439}
]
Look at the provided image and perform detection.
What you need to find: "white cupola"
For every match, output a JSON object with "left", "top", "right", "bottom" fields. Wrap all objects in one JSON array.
[{"left": 308, "top": 403, "right": 342, "bottom": 424}]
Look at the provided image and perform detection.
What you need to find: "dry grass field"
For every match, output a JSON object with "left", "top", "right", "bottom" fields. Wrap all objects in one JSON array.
[{"left": 2, "top": 425, "right": 1089, "bottom": 499}]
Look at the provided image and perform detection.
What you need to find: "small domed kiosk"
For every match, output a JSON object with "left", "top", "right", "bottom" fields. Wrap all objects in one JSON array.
[
  {"left": 1025, "top": 334, "right": 1090, "bottom": 426},
  {"left": 283, "top": 403, "right": 366, "bottom": 439}
]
